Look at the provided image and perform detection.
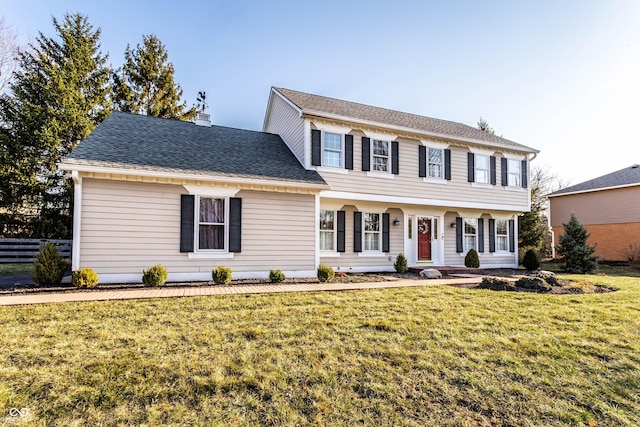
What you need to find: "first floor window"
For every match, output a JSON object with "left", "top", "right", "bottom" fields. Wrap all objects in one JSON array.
[
  {"left": 495, "top": 219, "right": 508, "bottom": 251},
  {"left": 320, "top": 210, "right": 335, "bottom": 251},
  {"left": 475, "top": 155, "right": 490, "bottom": 183},
  {"left": 323, "top": 132, "right": 342, "bottom": 167},
  {"left": 364, "top": 212, "right": 380, "bottom": 251},
  {"left": 463, "top": 218, "right": 477, "bottom": 252},
  {"left": 507, "top": 159, "right": 521, "bottom": 187},
  {"left": 428, "top": 147, "right": 443, "bottom": 178},
  {"left": 372, "top": 140, "right": 389, "bottom": 172},
  {"left": 199, "top": 197, "right": 225, "bottom": 250}
]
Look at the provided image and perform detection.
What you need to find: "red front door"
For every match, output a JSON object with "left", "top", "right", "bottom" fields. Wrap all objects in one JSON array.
[{"left": 417, "top": 217, "right": 432, "bottom": 260}]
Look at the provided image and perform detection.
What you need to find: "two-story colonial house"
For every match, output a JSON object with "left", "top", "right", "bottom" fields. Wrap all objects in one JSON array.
[{"left": 60, "top": 87, "right": 538, "bottom": 283}]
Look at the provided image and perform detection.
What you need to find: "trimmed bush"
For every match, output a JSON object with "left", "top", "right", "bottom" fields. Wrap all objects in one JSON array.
[
  {"left": 142, "top": 264, "right": 168, "bottom": 286},
  {"left": 464, "top": 248, "right": 480, "bottom": 268},
  {"left": 394, "top": 253, "right": 408, "bottom": 273},
  {"left": 32, "top": 241, "right": 66, "bottom": 286},
  {"left": 73, "top": 267, "right": 99, "bottom": 288},
  {"left": 269, "top": 269, "right": 285, "bottom": 283},
  {"left": 478, "top": 276, "right": 515, "bottom": 291},
  {"left": 317, "top": 264, "right": 335, "bottom": 283},
  {"left": 212, "top": 266, "right": 232, "bottom": 285},
  {"left": 522, "top": 249, "right": 541, "bottom": 271}
]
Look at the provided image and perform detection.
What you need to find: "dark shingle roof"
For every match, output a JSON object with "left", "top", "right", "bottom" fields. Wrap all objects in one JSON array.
[
  {"left": 62, "top": 111, "right": 326, "bottom": 186},
  {"left": 274, "top": 87, "right": 538, "bottom": 153},
  {"left": 548, "top": 165, "right": 640, "bottom": 196}
]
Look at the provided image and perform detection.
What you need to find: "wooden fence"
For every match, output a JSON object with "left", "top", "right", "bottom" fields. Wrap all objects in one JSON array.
[{"left": 0, "top": 238, "right": 72, "bottom": 263}]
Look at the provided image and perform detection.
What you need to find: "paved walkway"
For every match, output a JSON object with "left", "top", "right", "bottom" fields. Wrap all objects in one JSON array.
[{"left": 0, "top": 276, "right": 483, "bottom": 306}]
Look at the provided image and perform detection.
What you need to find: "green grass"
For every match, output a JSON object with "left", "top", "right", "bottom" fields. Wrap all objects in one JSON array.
[
  {"left": 0, "top": 263, "right": 33, "bottom": 275},
  {"left": 1, "top": 275, "right": 639, "bottom": 426}
]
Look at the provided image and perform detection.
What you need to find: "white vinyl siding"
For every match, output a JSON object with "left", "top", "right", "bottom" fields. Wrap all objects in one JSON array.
[{"left": 263, "top": 92, "right": 305, "bottom": 165}]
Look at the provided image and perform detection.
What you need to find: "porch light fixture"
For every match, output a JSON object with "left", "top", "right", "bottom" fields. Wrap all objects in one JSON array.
[
  {"left": 393, "top": 218, "right": 400, "bottom": 226},
  {"left": 450, "top": 221, "right": 456, "bottom": 228}
]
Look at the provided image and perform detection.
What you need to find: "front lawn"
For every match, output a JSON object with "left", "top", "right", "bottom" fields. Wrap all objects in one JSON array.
[
  {"left": 0, "top": 263, "right": 33, "bottom": 275},
  {"left": 0, "top": 274, "right": 639, "bottom": 426}
]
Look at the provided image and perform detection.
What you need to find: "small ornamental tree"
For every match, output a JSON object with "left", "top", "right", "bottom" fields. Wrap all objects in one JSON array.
[
  {"left": 522, "top": 249, "right": 541, "bottom": 271},
  {"left": 556, "top": 213, "right": 597, "bottom": 274},
  {"left": 464, "top": 248, "right": 480, "bottom": 268},
  {"left": 32, "top": 241, "right": 67, "bottom": 286},
  {"left": 394, "top": 253, "right": 408, "bottom": 273}
]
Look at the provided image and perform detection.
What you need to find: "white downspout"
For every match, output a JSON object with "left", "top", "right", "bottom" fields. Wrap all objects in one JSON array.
[{"left": 71, "top": 171, "right": 82, "bottom": 271}]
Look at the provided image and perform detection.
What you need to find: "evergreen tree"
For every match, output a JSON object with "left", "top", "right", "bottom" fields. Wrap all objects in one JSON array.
[
  {"left": 556, "top": 213, "right": 597, "bottom": 274},
  {"left": 0, "top": 13, "right": 111, "bottom": 237},
  {"left": 477, "top": 117, "right": 495, "bottom": 134},
  {"left": 112, "top": 34, "right": 195, "bottom": 120}
]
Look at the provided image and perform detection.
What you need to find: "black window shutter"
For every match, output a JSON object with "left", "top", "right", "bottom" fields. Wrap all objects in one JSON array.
[
  {"left": 489, "top": 219, "right": 496, "bottom": 253},
  {"left": 311, "top": 129, "right": 321, "bottom": 166},
  {"left": 444, "top": 149, "right": 452, "bottom": 180},
  {"left": 391, "top": 141, "right": 399, "bottom": 175},
  {"left": 345, "top": 135, "right": 353, "bottom": 170},
  {"left": 455, "top": 217, "right": 463, "bottom": 253},
  {"left": 229, "top": 197, "right": 242, "bottom": 252},
  {"left": 337, "top": 210, "right": 345, "bottom": 253},
  {"left": 478, "top": 218, "right": 485, "bottom": 253},
  {"left": 180, "top": 195, "right": 195, "bottom": 252},
  {"left": 418, "top": 145, "right": 427, "bottom": 177},
  {"left": 354, "top": 212, "right": 362, "bottom": 252},
  {"left": 361, "top": 137, "right": 370, "bottom": 171},
  {"left": 490, "top": 156, "right": 497, "bottom": 185},
  {"left": 467, "top": 152, "right": 475, "bottom": 182},
  {"left": 521, "top": 160, "right": 528, "bottom": 188},
  {"left": 382, "top": 213, "right": 390, "bottom": 252},
  {"left": 508, "top": 219, "right": 515, "bottom": 252},
  {"left": 501, "top": 157, "right": 508, "bottom": 186}
]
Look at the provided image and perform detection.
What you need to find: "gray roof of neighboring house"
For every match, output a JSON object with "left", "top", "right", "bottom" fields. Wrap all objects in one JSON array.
[
  {"left": 62, "top": 111, "right": 327, "bottom": 186},
  {"left": 273, "top": 87, "right": 538, "bottom": 153},
  {"left": 548, "top": 164, "right": 640, "bottom": 196}
]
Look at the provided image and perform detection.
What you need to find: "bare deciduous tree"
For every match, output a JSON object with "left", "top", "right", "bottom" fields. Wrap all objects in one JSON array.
[{"left": 0, "top": 17, "right": 19, "bottom": 92}]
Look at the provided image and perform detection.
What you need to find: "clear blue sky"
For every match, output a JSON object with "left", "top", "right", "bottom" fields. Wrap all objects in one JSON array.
[{"left": 3, "top": 0, "right": 640, "bottom": 185}]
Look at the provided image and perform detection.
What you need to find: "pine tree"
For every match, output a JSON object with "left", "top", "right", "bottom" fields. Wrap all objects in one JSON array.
[
  {"left": 556, "top": 213, "right": 597, "bottom": 274},
  {"left": 0, "top": 13, "right": 111, "bottom": 237},
  {"left": 112, "top": 34, "right": 195, "bottom": 120}
]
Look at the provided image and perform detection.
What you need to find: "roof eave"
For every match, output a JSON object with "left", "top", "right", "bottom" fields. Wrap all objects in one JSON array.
[
  {"left": 59, "top": 162, "right": 328, "bottom": 190},
  {"left": 302, "top": 109, "right": 539, "bottom": 155},
  {"left": 547, "top": 182, "right": 640, "bottom": 198}
]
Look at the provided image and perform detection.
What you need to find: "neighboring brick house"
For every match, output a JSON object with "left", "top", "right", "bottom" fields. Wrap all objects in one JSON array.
[
  {"left": 548, "top": 165, "right": 640, "bottom": 261},
  {"left": 59, "top": 87, "right": 539, "bottom": 283}
]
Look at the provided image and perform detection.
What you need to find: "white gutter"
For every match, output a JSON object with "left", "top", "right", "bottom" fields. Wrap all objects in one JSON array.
[{"left": 71, "top": 170, "right": 82, "bottom": 271}]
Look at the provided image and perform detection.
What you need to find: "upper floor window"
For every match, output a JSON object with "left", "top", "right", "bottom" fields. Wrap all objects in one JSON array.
[
  {"left": 475, "top": 155, "right": 490, "bottom": 184},
  {"left": 495, "top": 219, "right": 508, "bottom": 251},
  {"left": 428, "top": 148, "right": 443, "bottom": 178},
  {"left": 198, "top": 197, "right": 226, "bottom": 250},
  {"left": 323, "top": 132, "right": 342, "bottom": 168},
  {"left": 364, "top": 212, "right": 381, "bottom": 251},
  {"left": 463, "top": 218, "right": 477, "bottom": 252},
  {"left": 319, "top": 210, "right": 335, "bottom": 251},
  {"left": 372, "top": 140, "right": 389, "bottom": 173},
  {"left": 507, "top": 159, "right": 521, "bottom": 187}
]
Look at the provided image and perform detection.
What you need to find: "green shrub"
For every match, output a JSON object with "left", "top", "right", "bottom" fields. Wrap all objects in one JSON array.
[
  {"left": 522, "top": 249, "right": 541, "bottom": 271},
  {"left": 72, "top": 267, "right": 99, "bottom": 288},
  {"left": 556, "top": 213, "right": 597, "bottom": 273},
  {"left": 464, "top": 248, "right": 480, "bottom": 268},
  {"left": 317, "top": 264, "right": 335, "bottom": 282},
  {"left": 212, "top": 266, "right": 232, "bottom": 285},
  {"left": 142, "top": 264, "right": 168, "bottom": 286},
  {"left": 526, "top": 270, "right": 558, "bottom": 286},
  {"left": 394, "top": 253, "right": 408, "bottom": 273},
  {"left": 515, "top": 276, "right": 552, "bottom": 292},
  {"left": 32, "top": 241, "right": 66, "bottom": 286},
  {"left": 269, "top": 269, "right": 285, "bottom": 283},
  {"left": 477, "top": 276, "right": 515, "bottom": 291}
]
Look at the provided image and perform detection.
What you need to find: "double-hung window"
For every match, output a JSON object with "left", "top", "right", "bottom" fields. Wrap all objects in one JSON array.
[
  {"left": 372, "top": 140, "right": 389, "bottom": 172},
  {"left": 319, "top": 210, "right": 335, "bottom": 251},
  {"left": 323, "top": 132, "right": 342, "bottom": 168},
  {"left": 507, "top": 159, "right": 521, "bottom": 187},
  {"left": 363, "top": 213, "right": 381, "bottom": 251},
  {"left": 475, "top": 155, "right": 490, "bottom": 184},
  {"left": 495, "top": 219, "right": 508, "bottom": 251},
  {"left": 463, "top": 218, "right": 477, "bottom": 252},
  {"left": 428, "top": 148, "right": 443, "bottom": 178},
  {"left": 198, "top": 197, "right": 226, "bottom": 250}
]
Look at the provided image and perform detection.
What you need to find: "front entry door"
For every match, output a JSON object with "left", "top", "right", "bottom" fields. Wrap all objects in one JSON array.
[{"left": 417, "top": 217, "right": 432, "bottom": 260}]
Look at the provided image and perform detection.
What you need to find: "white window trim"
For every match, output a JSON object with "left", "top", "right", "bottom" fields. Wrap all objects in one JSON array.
[
  {"left": 494, "top": 219, "right": 510, "bottom": 253},
  {"left": 427, "top": 147, "right": 445, "bottom": 180},
  {"left": 367, "top": 171, "right": 395, "bottom": 179},
  {"left": 371, "top": 139, "right": 391, "bottom": 175},
  {"left": 423, "top": 177, "right": 447, "bottom": 184},
  {"left": 507, "top": 158, "right": 521, "bottom": 188},
  {"left": 474, "top": 154, "right": 491, "bottom": 184},
  {"left": 319, "top": 209, "right": 337, "bottom": 253},
  {"left": 462, "top": 217, "right": 478, "bottom": 254},
  {"left": 363, "top": 212, "right": 383, "bottom": 253},
  {"left": 317, "top": 166, "right": 349, "bottom": 175},
  {"left": 195, "top": 195, "right": 229, "bottom": 253},
  {"left": 322, "top": 131, "right": 344, "bottom": 169}
]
